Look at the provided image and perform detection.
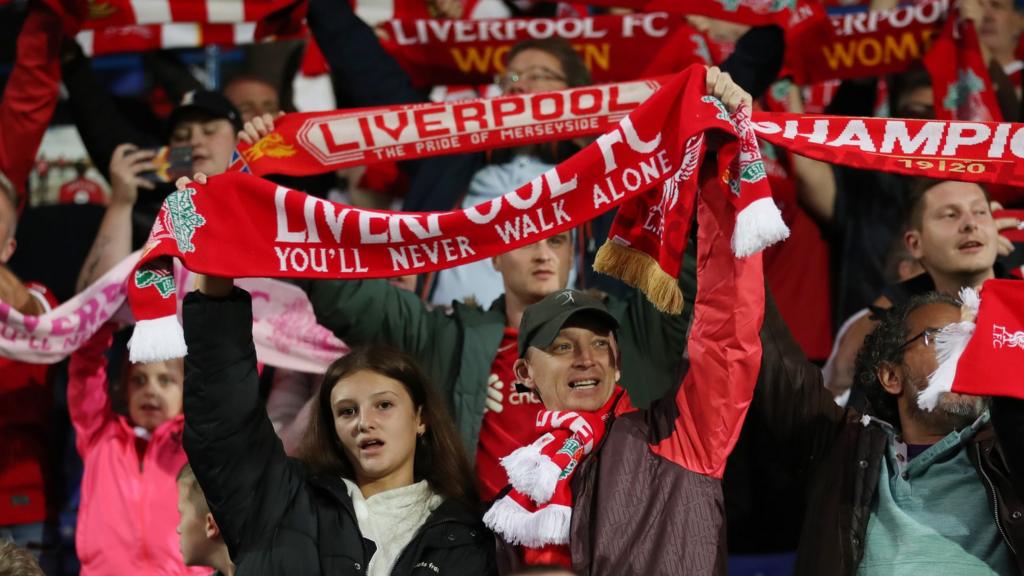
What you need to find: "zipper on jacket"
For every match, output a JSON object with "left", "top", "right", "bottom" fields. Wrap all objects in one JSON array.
[{"left": 976, "top": 443, "right": 1017, "bottom": 555}]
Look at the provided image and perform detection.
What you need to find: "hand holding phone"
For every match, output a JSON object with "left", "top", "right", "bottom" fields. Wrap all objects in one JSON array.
[{"left": 109, "top": 144, "right": 158, "bottom": 205}]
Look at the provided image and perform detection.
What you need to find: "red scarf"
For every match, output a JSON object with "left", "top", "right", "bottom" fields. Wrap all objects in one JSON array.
[
  {"left": 38, "top": 0, "right": 303, "bottom": 35},
  {"left": 74, "top": 21, "right": 305, "bottom": 57},
  {"left": 231, "top": 78, "right": 665, "bottom": 177},
  {"left": 375, "top": 13, "right": 707, "bottom": 87},
  {"left": 579, "top": 0, "right": 824, "bottom": 27},
  {"left": 924, "top": 13, "right": 1002, "bottom": 122},
  {"left": 483, "top": 389, "right": 624, "bottom": 567},
  {"left": 785, "top": 0, "right": 949, "bottom": 86},
  {"left": 125, "top": 65, "right": 787, "bottom": 362},
  {"left": 231, "top": 77, "right": 1024, "bottom": 190},
  {"left": 920, "top": 280, "right": 1024, "bottom": 411}
]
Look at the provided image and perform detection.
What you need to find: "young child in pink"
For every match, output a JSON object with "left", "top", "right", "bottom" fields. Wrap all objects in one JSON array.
[{"left": 69, "top": 324, "right": 207, "bottom": 575}]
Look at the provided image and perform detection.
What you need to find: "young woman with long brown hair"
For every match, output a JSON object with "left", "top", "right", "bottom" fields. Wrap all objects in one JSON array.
[{"left": 180, "top": 276, "right": 494, "bottom": 575}]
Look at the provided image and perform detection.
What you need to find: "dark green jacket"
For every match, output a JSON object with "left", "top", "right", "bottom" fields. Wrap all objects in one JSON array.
[{"left": 306, "top": 274, "right": 693, "bottom": 460}]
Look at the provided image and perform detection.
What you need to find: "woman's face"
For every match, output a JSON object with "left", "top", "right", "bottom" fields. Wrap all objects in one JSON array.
[{"left": 330, "top": 370, "right": 425, "bottom": 491}]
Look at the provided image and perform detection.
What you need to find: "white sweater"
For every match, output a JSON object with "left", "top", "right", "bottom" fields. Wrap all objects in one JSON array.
[{"left": 342, "top": 479, "right": 444, "bottom": 576}]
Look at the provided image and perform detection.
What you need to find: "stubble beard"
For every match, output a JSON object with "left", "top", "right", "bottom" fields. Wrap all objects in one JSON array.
[{"left": 905, "top": 373, "right": 988, "bottom": 433}]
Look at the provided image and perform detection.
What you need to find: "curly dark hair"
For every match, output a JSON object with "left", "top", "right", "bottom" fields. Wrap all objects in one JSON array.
[{"left": 854, "top": 291, "right": 960, "bottom": 426}]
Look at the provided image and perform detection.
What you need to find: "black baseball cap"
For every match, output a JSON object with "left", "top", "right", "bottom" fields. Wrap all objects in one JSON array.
[
  {"left": 518, "top": 289, "right": 619, "bottom": 358},
  {"left": 167, "top": 90, "right": 243, "bottom": 136}
]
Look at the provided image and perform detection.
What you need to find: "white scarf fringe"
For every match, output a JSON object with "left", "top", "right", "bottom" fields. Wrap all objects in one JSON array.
[
  {"left": 731, "top": 196, "right": 790, "bottom": 258},
  {"left": 919, "top": 320, "right": 975, "bottom": 411},
  {"left": 499, "top": 443, "right": 562, "bottom": 504},
  {"left": 483, "top": 497, "right": 572, "bottom": 548}
]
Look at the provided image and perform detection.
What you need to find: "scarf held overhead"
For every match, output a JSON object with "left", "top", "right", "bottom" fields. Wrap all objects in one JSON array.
[
  {"left": 0, "top": 250, "right": 346, "bottom": 373},
  {"left": 127, "top": 65, "right": 788, "bottom": 362},
  {"left": 234, "top": 76, "right": 1024, "bottom": 189},
  {"left": 232, "top": 78, "right": 664, "bottom": 177},
  {"left": 376, "top": 12, "right": 709, "bottom": 87}
]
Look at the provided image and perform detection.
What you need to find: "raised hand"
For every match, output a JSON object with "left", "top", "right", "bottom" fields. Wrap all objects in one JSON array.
[{"left": 705, "top": 66, "right": 752, "bottom": 113}]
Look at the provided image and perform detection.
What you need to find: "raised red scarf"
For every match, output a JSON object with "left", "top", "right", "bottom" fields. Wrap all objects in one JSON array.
[
  {"left": 37, "top": 0, "right": 303, "bottom": 35},
  {"left": 233, "top": 78, "right": 1024, "bottom": 189},
  {"left": 924, "top": 12, "right": 1002, "bottom": 122},
  {"left": 575, "top": 0, "right": 824, "bottom": 28},
  {"left": 785, "top": 0, "right": 949, "bottom": 85},
  {"left": 920, "top": 280, "right": 1024, "bottom": 411},
  {"left": 74, "top": 21, "right": 305, "bottom": 57},
  {"left": 126, "top": 65, "right": 788, "bottom": 362},
  {"left": 375, "top": 12, "right": 707, "bottom": 86},
  {"left": 231, "top": 78, "right": 664, "bottom": 177}
]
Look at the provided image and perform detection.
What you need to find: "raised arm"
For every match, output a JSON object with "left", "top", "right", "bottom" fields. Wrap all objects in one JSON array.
[
  {"left": 76, "top": 145, "right": 156, "bottom": 291},
  {"left": 306, "top": 0, "right": 425, "bottom": 108},
  {"left": 60, "top": 42, "right": 158, "bottom": 181},
  {"left": 0, "top": 3, "right": 62, "bottom": 199},
  {"left": 719, "top": 24, "right": 786, "bottom": 101},
  {"left": 0, "top": 266, "right": 46, "bottom": 316},
  {"left": 67, "top": 323, "right": 118, "bottom": 455},
  {"left": 305, "top": 279, "right": 460, "bottom": 394},
  {"left": 182, "top": 284, "right": 306, "bottom": 555},
  {"left": 783, "top": 83, "right": 837, "bottom": 225},
  {"left": 647, "top": 164, "right": 766, "bottom": 479},
  {"left": 746, "top": 291, "right": 847, "bottom": 472},
  {"left": 615, "top": 246, "right": 695, "bottom": 408}
]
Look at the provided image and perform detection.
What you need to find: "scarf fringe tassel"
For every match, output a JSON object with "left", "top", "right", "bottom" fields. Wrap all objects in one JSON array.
[
  {"left": 501, "top": 443, "right": 562, "bottom": 504},
  {"left": 731, "top": 197, "right": 790, "bottom": 258},
  {"left": 128, "top": 316, "right": 188, "bottom": 363},
  {"left": 918, "top": 320, "right": 975, "bottom": 411},
  {"left": 483, "top": 497, "right": 572, "bottom": 548},
  {"left": 593, "top": 241, "right": 684, "bottom": 314}
]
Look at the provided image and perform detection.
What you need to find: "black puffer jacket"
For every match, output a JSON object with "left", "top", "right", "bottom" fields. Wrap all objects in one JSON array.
[{"left": 182, "top": 289, "right": 495, "bottom": 575}]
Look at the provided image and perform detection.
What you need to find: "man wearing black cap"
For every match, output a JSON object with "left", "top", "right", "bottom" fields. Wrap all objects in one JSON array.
[
  {"left": 76, "top": 90, "right": 243, "bottom": 292},
  {"left": 481, "top": 181, "right": 766, "bottom": 574},
  {"left": 512, "top": 290, "right": 621, "bottom": 413}
]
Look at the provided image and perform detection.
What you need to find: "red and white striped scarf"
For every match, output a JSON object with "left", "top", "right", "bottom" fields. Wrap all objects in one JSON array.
[{"left": 483, "top": 389, "right": 624, "bottom": 567}]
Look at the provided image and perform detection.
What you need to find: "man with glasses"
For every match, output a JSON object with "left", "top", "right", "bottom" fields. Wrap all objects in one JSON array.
[
  {"left": 750, "top": 291, "right": 1024, "bottom": 575},
  {"left": 306, "top": 0, "right": 785, "bottom": 303}
]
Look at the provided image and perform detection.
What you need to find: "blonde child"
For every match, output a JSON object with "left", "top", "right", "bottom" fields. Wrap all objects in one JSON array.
[
  {"left": 176, "top": 462, "right": 234, "bottom": 576},
  {"left": 68, "top": 324, "right": 206, "bottom": 575}
]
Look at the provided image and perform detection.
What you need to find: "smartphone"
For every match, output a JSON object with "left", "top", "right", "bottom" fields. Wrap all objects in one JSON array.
[{"left": 140, "top": 146, "right": 193, "bottom": 184}]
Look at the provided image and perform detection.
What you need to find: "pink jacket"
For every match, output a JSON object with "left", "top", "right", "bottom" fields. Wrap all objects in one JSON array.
[{"left": 68, "top": 326, "right": 206, "bottom": 576}]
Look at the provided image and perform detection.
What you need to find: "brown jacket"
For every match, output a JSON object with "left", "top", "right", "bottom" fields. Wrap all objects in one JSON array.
[
  {"left": 497, "top": 364, "right": 738, "bottom": 576},
  {"left": 497, "top": 181, "right": 766, "bottom": 575},
  {"left": 753, "top": 298, "right": 1024, "bottom": 576}
]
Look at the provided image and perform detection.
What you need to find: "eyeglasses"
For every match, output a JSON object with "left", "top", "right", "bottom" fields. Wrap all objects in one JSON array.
[
  {"left": 496, "top": 67, "right": 568, "bottom": 91},
  {"left": 898, "top": 327, "right": 942, "bottom": 351}
]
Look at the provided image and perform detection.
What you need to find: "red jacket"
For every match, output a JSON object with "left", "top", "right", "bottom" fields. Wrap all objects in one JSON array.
[{"left": 0, "top": 3, "right": 62, "bottom": 201}]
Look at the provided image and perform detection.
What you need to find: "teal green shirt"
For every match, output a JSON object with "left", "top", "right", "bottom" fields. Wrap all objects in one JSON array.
[{"left": 858, "top": 414, "right": 1016, "bottom": 576}]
